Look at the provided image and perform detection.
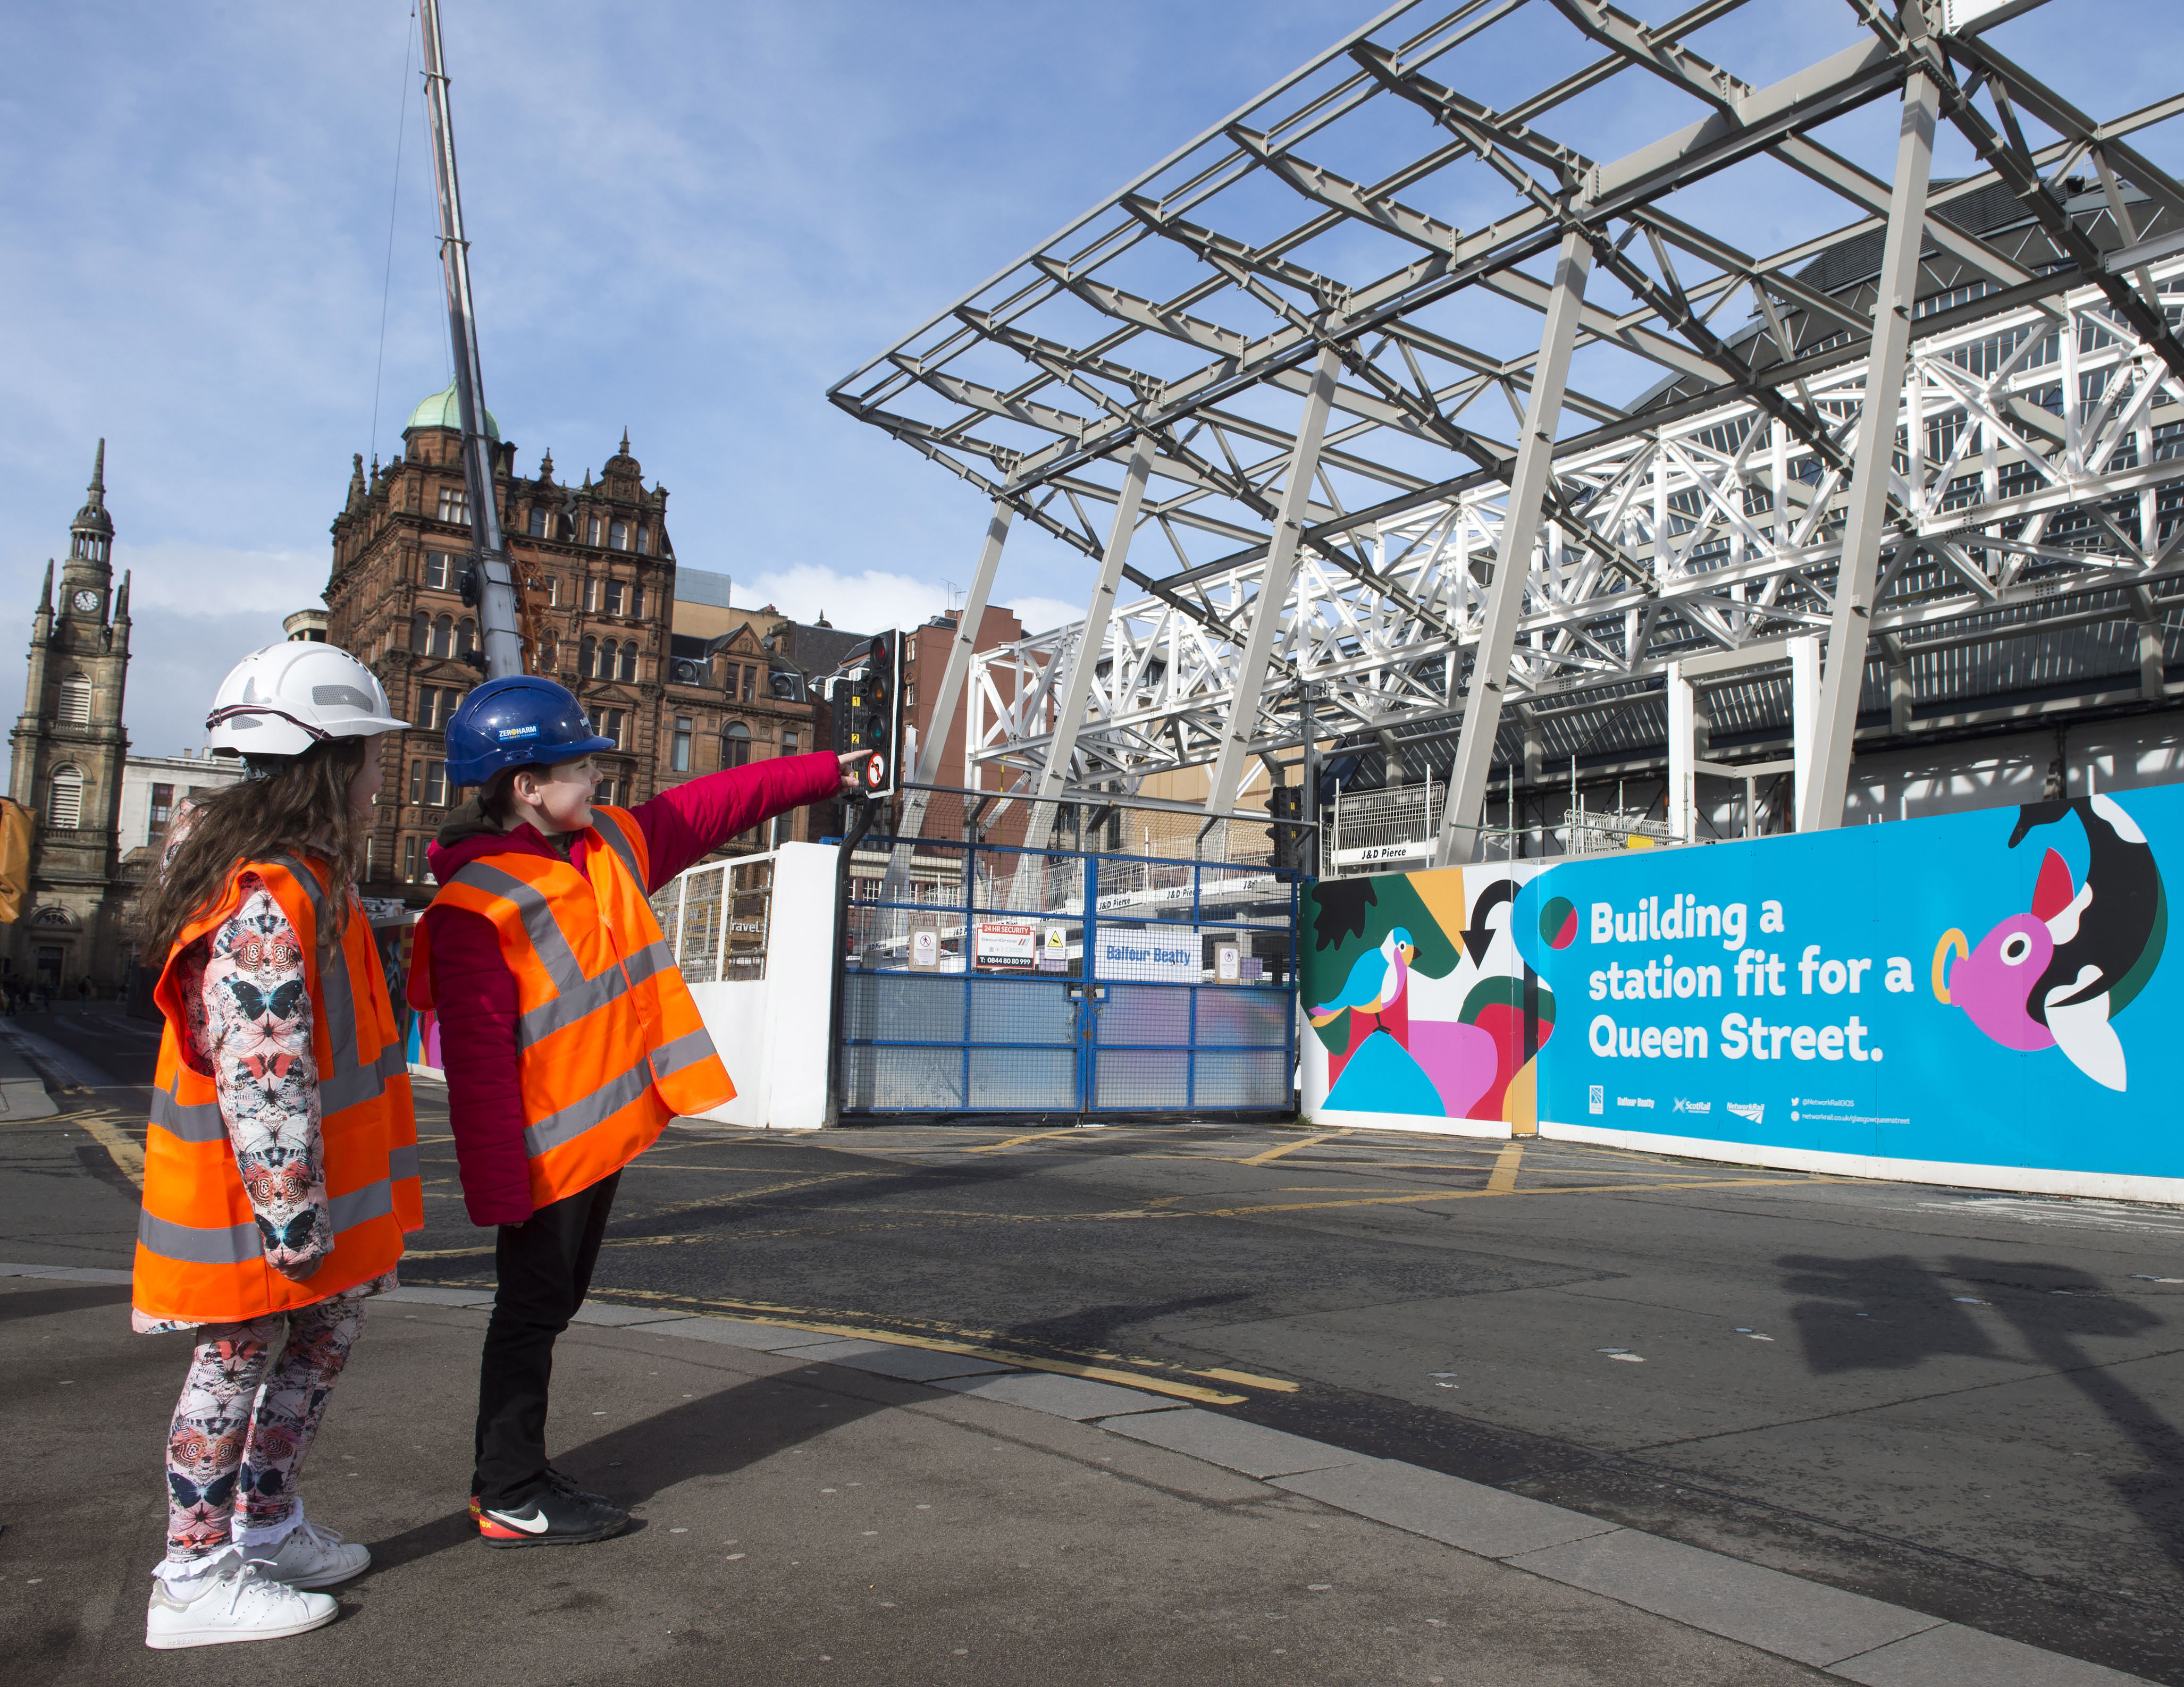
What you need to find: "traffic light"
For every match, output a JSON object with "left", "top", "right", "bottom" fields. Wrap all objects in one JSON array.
[
  {"left": 830, "top": 630, "right": 902, "bottom": 799},
  {"left": 1268, "top": 783, "right": 1307, "bottom": 874}
]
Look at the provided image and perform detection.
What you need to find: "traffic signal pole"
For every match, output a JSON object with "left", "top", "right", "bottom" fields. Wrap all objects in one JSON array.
[{"left": 418, "top": 0, "right": 523, "bottom": 681}]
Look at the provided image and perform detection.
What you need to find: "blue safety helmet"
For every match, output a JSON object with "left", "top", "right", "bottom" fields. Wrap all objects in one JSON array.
[{"left": 443, "top": 676, "right": 614, "bottom": 789}]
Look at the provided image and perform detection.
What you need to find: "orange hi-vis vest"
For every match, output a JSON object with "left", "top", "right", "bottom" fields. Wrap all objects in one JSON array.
[
  {"left": 411, "top": 806, "right": 733, "bottom": 1207},
  {"left": 136, "top": 853, "right": 420, "bottom": 1325}
]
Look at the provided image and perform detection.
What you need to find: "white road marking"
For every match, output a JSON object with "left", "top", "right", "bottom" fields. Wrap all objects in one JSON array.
[{"left": 1913, "top": 1197, "right": 2184, "bottom": 1236}]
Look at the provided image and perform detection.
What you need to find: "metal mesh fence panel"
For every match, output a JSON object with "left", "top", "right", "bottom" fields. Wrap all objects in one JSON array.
[
  {"left": 724, "top": 858, "right": 771, "bottom": 981},
  {"left": 1095, "top": 1050, "right": 1190, "bottom": 1109},
  {"left": 842, "top": 972, "right": 965, "bottom": 1045},
  {"left": 1194, "top": 989, "right": 1293, "bottom": 1046},
  {"left": 1097, "top": 984, "right": 1192, "bottom": 1047},
  {"left": 968, "top": 978, "right": 1076, "bottom": 1045},
  {"left": 968, "top": 1047, "right": 1078, "bottom": 1110},
  {"left": 1189, "top": 1049, "right": 1292, "bottom": 1108},
  {"left": 841, "top": 1044, "right": 964, "bottom": 1111},
  {"left": 835, "top": 783, "right": 1303, "bottom": 1117}
]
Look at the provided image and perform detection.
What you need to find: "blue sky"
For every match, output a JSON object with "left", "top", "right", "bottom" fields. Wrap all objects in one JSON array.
[{"left": 0, "top": 1, "right": 2170, "bottom": 759}]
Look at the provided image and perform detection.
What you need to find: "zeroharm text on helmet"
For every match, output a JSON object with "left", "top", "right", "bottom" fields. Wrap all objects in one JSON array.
[{"left": 497, "top": 724, "right": 541, "bottom": 741}]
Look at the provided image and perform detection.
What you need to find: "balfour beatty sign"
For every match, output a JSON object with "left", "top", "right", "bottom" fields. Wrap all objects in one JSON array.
[{"left": 1096, "top": 926, "right": 1199, "bottom": 983}]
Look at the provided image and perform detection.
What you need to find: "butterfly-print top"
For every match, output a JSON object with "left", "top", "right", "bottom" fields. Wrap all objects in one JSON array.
[{"left": 132, "top": 871, "right": 394, "bottom": 1333}]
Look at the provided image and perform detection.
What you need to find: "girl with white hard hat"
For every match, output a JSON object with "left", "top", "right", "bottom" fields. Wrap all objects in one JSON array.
[{"left": 133, "top": 642, "right": 421, "bottom": 1649}]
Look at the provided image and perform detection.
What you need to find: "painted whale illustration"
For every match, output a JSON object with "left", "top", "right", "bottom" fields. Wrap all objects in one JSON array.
[{"left": 1934, "top": 795, "right": 2166, "bottom": 1091}]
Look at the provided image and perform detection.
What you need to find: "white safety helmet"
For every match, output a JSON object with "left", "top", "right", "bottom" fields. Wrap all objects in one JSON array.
[{"left": 206, "top": 643, "right": 410, "bottom": 760}]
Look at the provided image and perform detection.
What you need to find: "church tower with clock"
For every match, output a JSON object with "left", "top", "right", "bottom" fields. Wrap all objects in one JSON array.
[{"left": 4, "top": 440, "right": 133, "bottom": 990}]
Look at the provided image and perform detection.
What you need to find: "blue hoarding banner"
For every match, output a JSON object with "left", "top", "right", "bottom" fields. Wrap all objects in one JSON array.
[{"left": 1304, "top": 789, "right": 2178, "bottom": 1193}]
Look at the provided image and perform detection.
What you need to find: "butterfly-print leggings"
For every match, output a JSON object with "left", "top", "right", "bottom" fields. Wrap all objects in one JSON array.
[{"left": 164, "top": 1290, "right": 366, "bottom": 1561}]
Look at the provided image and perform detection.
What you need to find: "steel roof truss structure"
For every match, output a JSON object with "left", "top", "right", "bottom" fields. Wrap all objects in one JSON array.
[{"left": 834, "top": 0, "right": 2184, "bottom": 832}]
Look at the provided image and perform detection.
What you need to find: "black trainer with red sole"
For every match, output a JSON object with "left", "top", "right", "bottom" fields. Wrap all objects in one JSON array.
[{"left": 473, "top": 1488, "right": 629, "bottom": 1548}]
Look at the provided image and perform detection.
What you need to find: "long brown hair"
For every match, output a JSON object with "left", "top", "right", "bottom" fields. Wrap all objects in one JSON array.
[{"left": 138, "top": 738, "right": 370, "bottom": 961}]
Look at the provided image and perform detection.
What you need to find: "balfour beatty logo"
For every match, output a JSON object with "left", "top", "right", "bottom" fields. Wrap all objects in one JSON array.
[
  {"left": 1104, "top": 941, "right": 1192, "bottom": 967},
  {"left": 1727, "top": 1101, "right": 1766, "bottom": 1124},
  {"left": 497, "top": 724, "right": 540, "bottom": 741}
]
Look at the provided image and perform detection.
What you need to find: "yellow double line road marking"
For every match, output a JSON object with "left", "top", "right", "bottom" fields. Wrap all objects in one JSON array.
[
  {"left": 498, "top": 1285, "right": 1267, "bottom": 1406},
  {"left": 70, "top": 1111, "right": 145, "bottom": 1190},
  {"left": 1239, "top": 1129, "right": 1347, "bottom": 1166}
]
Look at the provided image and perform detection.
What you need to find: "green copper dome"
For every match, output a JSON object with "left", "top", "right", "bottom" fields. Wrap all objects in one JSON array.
[{"left": 404, "top": 381, "right": 500, "bottom": 440}]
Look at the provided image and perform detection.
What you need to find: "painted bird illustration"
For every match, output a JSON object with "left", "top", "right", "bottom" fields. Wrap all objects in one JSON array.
[
  {"left": 1937, "top": 795, "right": 2165, "bottom": 1092},
  {"left": 1309, "top": 926, "right": 1416, "bottom": 1028}
]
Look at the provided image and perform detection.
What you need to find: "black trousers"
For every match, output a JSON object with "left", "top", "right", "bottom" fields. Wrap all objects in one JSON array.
[{"left": 473, "top": 1170, "right": 621, "bottom": 1508}]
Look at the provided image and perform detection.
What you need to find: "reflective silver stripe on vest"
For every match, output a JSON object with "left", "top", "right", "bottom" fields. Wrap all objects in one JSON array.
[
  {"left": 389, "top": 1142, "right": 420, "bottom": 1184},
  {"left": 515, "top": 1025, "right": 720, "bottom": 1163},
  {"left": 327, "top": 1176, "right": 394, "bottom": 1233},
  {"left": 449, "top": 861, "right": 589, "bottom": 996},
  {"left": 150, "top": 1077, "right": 227, "bottom": 1143},
  {"left": 592, "top": 810, "right": 646, "bottom": 891},
  {"left": 649, "top": 1025, "right": 722, "bottom": 1083},
  {"left": 514, "top": 940, "right": 674, "bottom": 1048},
  {"left": 138, "top": 1209, "right": 262, "bottom": 1266},
  {"left": 523, "top": 1053, "right": 657, "bottom": 1160},
  {"left": 136, "top": 1173, "right": 399, "bottom": 1266},
  {"left": 264, "top": 855, "right": 404, "bottom": 1120}
]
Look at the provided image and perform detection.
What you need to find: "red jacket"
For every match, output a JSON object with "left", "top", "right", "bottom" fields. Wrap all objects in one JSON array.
[{"left": 423, "top": 753, "right": 842, "bottom": 1225}]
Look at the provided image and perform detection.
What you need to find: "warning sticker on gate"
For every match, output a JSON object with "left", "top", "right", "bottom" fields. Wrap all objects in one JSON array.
[{"left": 973, "top": 921, "right": 1037, "bottom": 969}]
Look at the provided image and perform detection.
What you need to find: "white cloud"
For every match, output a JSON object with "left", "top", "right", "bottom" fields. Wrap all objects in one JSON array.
[
  {"left": 1002, "top": 596, "right": 1081, "bottom": 637},
  {"left": 730, "top": 563, "right": 952, "bottom": 637}
]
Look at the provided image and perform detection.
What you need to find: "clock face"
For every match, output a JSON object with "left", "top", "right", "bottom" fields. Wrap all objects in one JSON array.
[{"left": 72, "top": 590, "right": 98, "bottom": 613}]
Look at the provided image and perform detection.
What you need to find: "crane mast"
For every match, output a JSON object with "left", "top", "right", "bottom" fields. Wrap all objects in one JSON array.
[{"left": 418, "top": 0, "right": 523, "bottom": 680}]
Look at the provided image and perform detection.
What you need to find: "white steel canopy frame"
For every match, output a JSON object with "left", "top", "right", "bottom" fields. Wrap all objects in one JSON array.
[{"left": 832, "top": 0, "right": 2184, "bottom": 840}]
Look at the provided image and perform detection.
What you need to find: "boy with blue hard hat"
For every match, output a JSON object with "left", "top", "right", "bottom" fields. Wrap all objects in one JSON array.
[{"left": 411, "top": 674, "right": 856, "bottom": 1546}]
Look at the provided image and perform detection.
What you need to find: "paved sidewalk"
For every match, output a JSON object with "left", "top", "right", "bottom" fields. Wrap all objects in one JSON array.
[{"left": 2, "top": 1268, "right": 2147, "bottom": 1687}]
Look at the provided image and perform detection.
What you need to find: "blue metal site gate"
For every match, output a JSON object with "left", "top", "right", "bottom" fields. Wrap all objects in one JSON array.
[{"left": 837, "top": 837, "right": 1299, "bottom": 1119}]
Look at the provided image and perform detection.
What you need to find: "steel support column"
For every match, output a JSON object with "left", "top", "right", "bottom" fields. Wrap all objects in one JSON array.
[
  {"left": 1204, "top": 346, "right": 1341, "bottom": 818},
  {"left": 1434, "top": 230, "right": 1592, "bottom": 866},
  {"left": 899, "top": 503, "right": 1014, "bottom": 847},
  {"left": 1797, "top": 71, "right": 1938, "bottom": 833},
  {"left": 1026, "top": 436, "right": 1157, "bottom": 850}
]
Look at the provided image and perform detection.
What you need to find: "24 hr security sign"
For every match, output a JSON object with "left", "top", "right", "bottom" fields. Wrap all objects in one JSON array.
[{"left": 1503, "top": 791, "right": 2181, "bottom": 1179}]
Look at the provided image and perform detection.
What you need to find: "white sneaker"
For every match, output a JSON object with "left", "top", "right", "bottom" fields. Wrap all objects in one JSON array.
[
  {"left": 251, "top": 1517, "right": 371, "bottom": 1590},
  {"left": 145, "top": 1557, "right": 337, "bottom": 1649}
]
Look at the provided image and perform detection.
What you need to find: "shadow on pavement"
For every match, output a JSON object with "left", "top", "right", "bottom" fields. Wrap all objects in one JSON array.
[
  {"left": 1782, "top": 1249, "right": 2182, "bottom": 1583},
  {"left": 1780, "top": 1251, "right": 2002, "bottom": 1371},
  {"left": 0, "top": 1281, "right": 130, "bottom": 1323},
  {"left": 1947, "top": 1254, "right": 2183, "bottom": 1584},
  {"left": 364, "top": 1361, "right": 897, "bottom": 1574}
]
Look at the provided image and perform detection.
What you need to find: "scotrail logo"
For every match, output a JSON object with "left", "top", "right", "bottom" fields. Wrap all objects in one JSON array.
[
  {"left": 1672, "top": 1098, "right": 1712, "bottom": 1116},
  {"left": 1726, "top": 1101, "right": 1765, "bottom": 1125}
]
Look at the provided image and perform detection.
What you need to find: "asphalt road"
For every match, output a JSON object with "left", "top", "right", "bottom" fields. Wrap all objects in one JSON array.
[{"left": 6, "top": 1007, "right": 2181, "bottom": 1682}]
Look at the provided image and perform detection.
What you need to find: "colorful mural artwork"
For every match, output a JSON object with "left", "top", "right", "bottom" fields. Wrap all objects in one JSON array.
[
  {"left": 367, "top": 913, "right": 443, "bottom": 1079},
  {"left": 1931, "top": 797, "right": 2164, "bottom": 1092},
  {"left": 1303, "top": 867, "right": 1557, "bottom": 1125},
  {"left": 1306, "top": 785, "right": 2184, "bottom": 1193}
]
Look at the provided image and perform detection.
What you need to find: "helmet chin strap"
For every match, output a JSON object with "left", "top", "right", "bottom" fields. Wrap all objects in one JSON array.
[{"left": 205, "top": 703, "right": 334, "bottom": 743}]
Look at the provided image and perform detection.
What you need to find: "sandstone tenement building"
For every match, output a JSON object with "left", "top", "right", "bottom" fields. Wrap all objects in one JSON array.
[{"left": 324, "top": 385, "right": 846, "bottom": 897}]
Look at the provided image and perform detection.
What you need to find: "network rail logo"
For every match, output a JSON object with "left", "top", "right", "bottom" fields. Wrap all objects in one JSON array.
[{"left": 1726, "top": 1101, "right": 1766, "bottom": 1125}]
